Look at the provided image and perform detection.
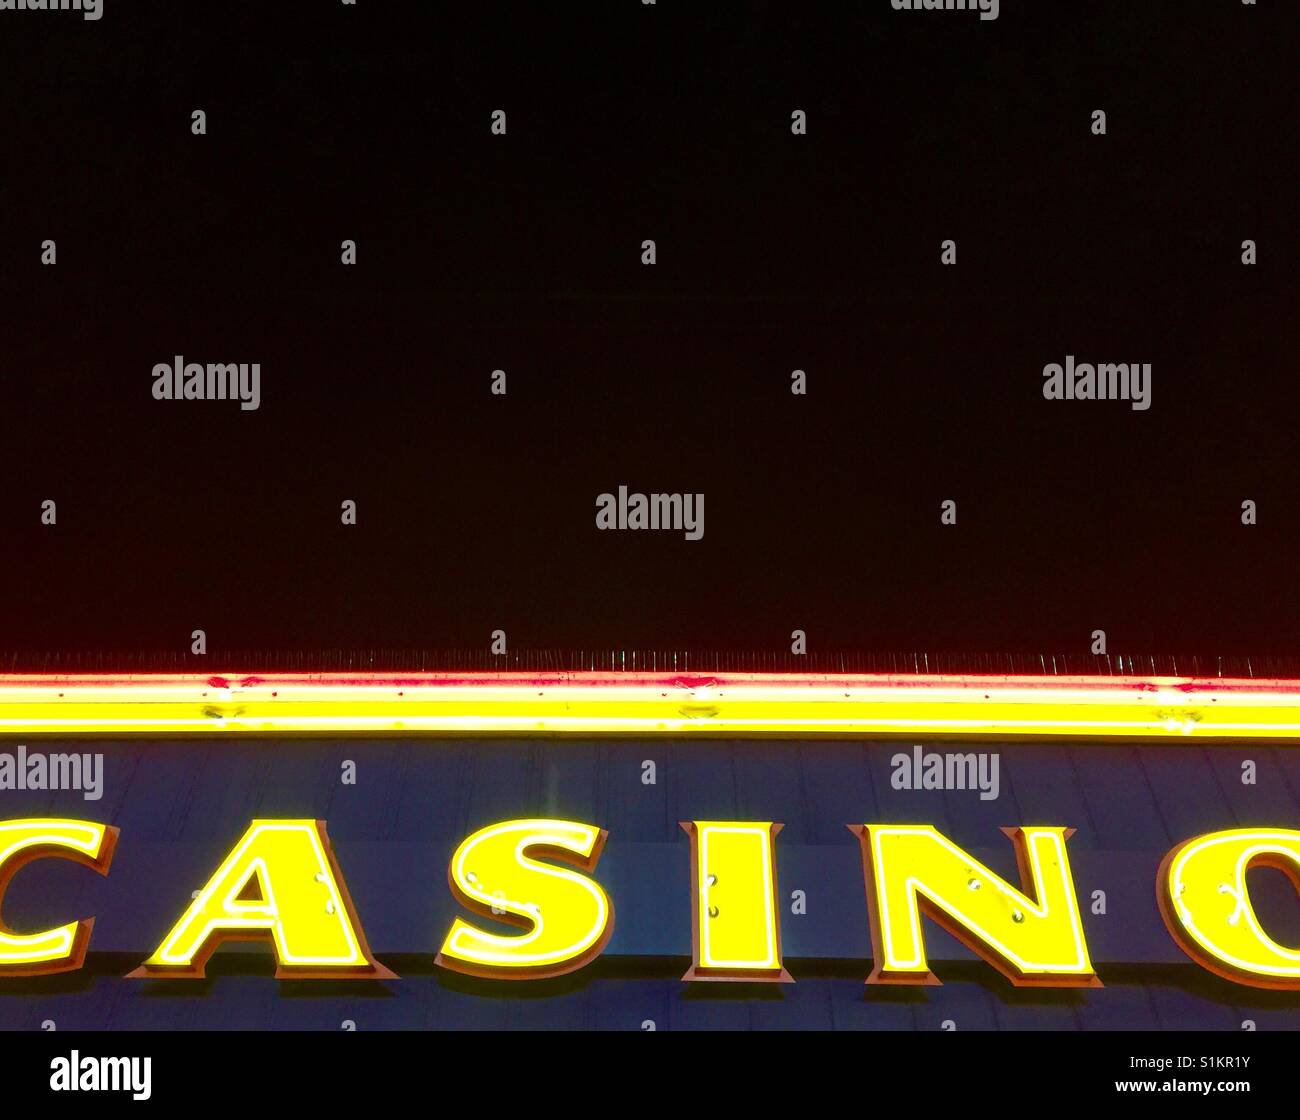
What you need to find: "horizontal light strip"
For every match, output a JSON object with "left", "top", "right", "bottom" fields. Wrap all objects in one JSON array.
[{"left": 0, "top": 672, "right": 1297, "bottom": 740}]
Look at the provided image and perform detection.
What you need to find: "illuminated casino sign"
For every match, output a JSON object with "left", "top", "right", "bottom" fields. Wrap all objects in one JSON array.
[
  {"left": 0, "top": 672, "right": 1297, "bottom": 1027},
  {"left": 2, "top": 814, "right": 1299, "bottom": 991}
]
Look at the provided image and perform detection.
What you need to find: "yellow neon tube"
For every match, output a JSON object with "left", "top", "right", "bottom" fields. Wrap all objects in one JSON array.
[{"left": 0, "top": 672, "right": 1297, "bottom": 740}]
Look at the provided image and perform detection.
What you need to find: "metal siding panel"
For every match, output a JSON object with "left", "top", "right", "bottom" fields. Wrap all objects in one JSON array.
[
  {"left": 1070, "top": 744, "right": 1174, "bottom": 851},
  {"left": 1001, "top": 745, "right": 1101, "bottom": 848},
  {"left": 796, "top": 742, "right": 881, "bottom": 844}
]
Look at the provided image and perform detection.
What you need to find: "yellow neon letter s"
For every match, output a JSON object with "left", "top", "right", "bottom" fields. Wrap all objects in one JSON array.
[
  {"left": 851, "top": 824, "right": 1098, "bottom": 988},
  {"left": 681, "top": 821, "right": 791, "bottom": 982},
  {"left": 0, "top": 819, "right": 117, "bottom": 976},
  {"left": 1159, "top": 828, "right": 1300, "bottom": 990},
  {"left": 436, "top": 819, "right": 613, "bottom": 980},
  {"left": 129, "top": 820, "right": 392, "bottom": 980}
]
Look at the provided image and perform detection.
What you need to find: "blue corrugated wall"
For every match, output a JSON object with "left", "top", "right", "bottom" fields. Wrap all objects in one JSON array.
[{"left": 1, "top": 738, "right": 1297, "bottom": 1029}]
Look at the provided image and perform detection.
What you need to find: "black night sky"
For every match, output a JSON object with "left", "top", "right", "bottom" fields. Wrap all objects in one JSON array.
[{"left": 0, "top": 1, "right": 1295, "bottom": 667}]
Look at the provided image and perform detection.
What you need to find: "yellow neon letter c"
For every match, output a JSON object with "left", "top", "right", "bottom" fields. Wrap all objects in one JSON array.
[{"left": 0, "top": 818, "right": 116, "bottom": 976}]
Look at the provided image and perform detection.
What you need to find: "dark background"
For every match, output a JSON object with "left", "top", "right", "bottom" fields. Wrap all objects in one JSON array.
[{"left": 0, "top": 1, "right": 1296, "bottom": 667}]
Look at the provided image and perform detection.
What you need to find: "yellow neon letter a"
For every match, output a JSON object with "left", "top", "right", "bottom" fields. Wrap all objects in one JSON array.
[
  {"left": 681, "top": 821, "right": 791, "bottom": 981},
  {"left": 852, "top": 824, "right": 1098, "bottom": 988},
  {"left": 436, "top": 818, "right": 613, "bottom": 979},
  {"left": 1159, "top": 828, "right": 1300, "bottom": 990},
  {"left": 0, "top": 819, "right": 116, "bottom": 976},
  {"left": 130, "top": 820, "right": 392, "bottom": 980}
]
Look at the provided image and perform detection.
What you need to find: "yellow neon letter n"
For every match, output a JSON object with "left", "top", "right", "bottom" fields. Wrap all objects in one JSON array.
[{"left": 852, "top": 824, "right": 1098, "bottom": 988}]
